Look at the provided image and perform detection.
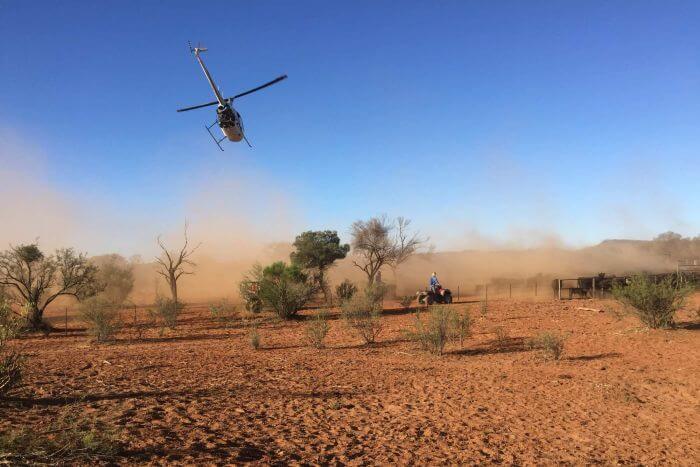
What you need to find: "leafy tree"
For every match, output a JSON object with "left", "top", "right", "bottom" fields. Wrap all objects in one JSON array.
[
  {"left": 350, "top": 215, "right": 424, "bottom": 285},
  {"left": 290, "top": 230, "right": 349, "bottom": 303},
  {"left": 0, "top": 243, "right": 101, "bottom": 330}
]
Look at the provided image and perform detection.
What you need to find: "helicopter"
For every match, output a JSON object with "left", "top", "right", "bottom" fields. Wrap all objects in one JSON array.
[{"left": 177, "top": 43, "right": 287, "bottom": 150}]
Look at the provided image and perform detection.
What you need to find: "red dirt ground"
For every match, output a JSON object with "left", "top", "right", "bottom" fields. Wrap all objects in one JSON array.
[{"left": 2, "top": 296, "right": 699, "bottom": 465}]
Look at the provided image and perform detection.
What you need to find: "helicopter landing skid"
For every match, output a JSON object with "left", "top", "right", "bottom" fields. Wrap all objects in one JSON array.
[{"left": 205, "top": 121, "right": 226, "bottom": 151}]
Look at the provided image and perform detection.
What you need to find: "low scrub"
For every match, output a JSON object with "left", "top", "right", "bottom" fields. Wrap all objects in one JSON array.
[
  {"left": 336, "top": 279, "right": 357, "bottom": 303},
  {"left": 527, "top": 331, "right": 565, "bottom": 360},
  {"left": 248, "top": 324, "right": 261, "bottom": 350},
  {"left": 493, "top": 326, "right": 509, "bottom": 348},
  {"left": 152, "top": 297, "right": 184, "bottom": 332},
  {"left": 0, "top": 405, "right": 119, "bottom": 463},
  {"left": 79, "top": 297, "right": 122, "bottom": 342},
  {"left": 613, "top": 274, "right": 693, "bottom": 328},
  {"left": 238, "top": 278, "right": 263, "bottom": 313},
  {"left": 399, "top": 295, "right": 413, "bottom": 309},
  {"left": 365, "top": 282, "right": 387, "bottom": 308},
  {"left": 0, "top": 298, "right": 22, "bottom": 398},
  {"left": 341, "top": 289, "right": 383, "bottom": 345},
  {"left": 406, "top": 306, "right": 471, "bottom": 355},
  {"left": 0, "top": 297, "right": 21, "bottom": 343},
  {"left": 0, "top": 352, "right": 22, "bottom": 398},
  {"left": 209, "top": 299, "right": 237, "bottom": 328},
  {"left": 305, "top": 311, "right": 330, "bottom": 349}
]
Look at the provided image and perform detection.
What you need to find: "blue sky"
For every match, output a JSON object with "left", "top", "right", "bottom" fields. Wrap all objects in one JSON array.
[{"left": 1, "top": 1, "right": 699, "bottom": 255}]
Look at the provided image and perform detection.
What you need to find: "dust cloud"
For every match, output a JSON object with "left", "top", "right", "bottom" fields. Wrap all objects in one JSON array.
[{"left": 1, "top": 129, "right": 695, "bottom": 306}]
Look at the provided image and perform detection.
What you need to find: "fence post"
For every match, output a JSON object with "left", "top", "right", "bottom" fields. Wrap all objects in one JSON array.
[
  {"left": 457, "top": 286, "right": 460, "bottom": 301},
  {"left": 592, "top": 277, "right": 596, "bottom": 299},
  {"left": 535, "top": 281, "right": 538, "bottom": 297},
  {"left": 558, "top": 279, "right": 562, "bottom": 300},
  {"left": 509, "top": 283, "right": 512, "bottom": 299},
  {"left": 65, "top": 308, "right": 68, "bottom": 335},
  {"left": 485, "top": 285, "right": 488, "bottom": 302}
]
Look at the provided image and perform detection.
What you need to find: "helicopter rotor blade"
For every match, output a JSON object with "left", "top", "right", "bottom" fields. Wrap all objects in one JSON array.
[
  {"left": 229, "top": 75, "right": 287, "bottom": 100},
  {"left": 176, "top": 100, "right": 219, "bottom": 112}
]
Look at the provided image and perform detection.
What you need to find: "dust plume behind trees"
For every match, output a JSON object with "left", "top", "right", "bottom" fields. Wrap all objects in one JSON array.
[{"left": 128, "top": 230, "right": 697, "bottom": 304}]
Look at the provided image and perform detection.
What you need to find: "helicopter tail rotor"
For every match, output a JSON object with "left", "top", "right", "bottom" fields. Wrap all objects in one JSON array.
[{"left": 188, "top": 41, "right": 208, "bottom": 56}]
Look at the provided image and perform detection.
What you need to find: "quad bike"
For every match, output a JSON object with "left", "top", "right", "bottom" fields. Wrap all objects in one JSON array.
[{"left": 416, "top": 286, "right": 453, "bottom": 305}]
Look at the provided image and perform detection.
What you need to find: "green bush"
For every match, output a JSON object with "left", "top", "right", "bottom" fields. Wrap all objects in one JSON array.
[
  {"left": 528, "top": 331, "right": 565, "bottom": 360},
  {"left": 79, "top": 297, "right": 122, "bottom": 342},
  {"left": 335, "top": 279, "right": 357, "bottom": 303},
  {"left": 341, "top": 289, "right": 383, "bottom": 345},
  {"left": 251, "top": 262, "right": 315, "bottom": 320},
  {"left": 305, "top": 311, "right": 330, "bottom": 349},
  {"left": 613, "top": 275, "right": 693, "bottom": 328},
  {"left": 406, "top": 306, "right": 469, "bottom": 355}
]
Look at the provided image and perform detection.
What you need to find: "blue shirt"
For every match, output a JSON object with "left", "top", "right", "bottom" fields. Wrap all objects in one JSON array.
[{"left": 430, "top": 276, "right": 439, "bottom": 287}]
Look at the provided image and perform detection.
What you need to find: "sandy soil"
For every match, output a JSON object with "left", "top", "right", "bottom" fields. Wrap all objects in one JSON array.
[{"left": 2, "top": 297, "right": 699, "bottom": 465}]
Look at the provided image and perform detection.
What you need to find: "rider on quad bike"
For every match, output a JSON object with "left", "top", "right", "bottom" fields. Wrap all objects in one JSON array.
[
  {"left": 430, "top": 272, "right": 441, "bottom": 293},
  {"left": 418, "top": 272, "right": 453, "bottom": 305}
]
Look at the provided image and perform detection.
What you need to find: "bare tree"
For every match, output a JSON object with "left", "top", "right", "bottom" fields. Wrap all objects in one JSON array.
[
  {"left": 350, "top": 215, "right": 424, "bottom": 285},
  {"left": 389, "top": 217, "right": 420, "bottom": 283},
  {"left": 0, "top": 243, "right": 100, "bottom": 330},
  {"left": 154, "top": 224, "right": 201, "bottom": 305}
]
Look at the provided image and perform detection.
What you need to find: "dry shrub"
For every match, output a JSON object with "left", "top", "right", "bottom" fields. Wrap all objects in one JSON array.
[
  {"left": 528, "top": 332, "right": 565, "bottom": 360},
  {"left": 455, "top": 310, "right": 472, "bottom": 348},
  {"left": 0, "top": 404, "right": 119, "bottom": 462},
  {"left": 305, "top": 311, "right": 330, "bottom": 349},
  {"left": 209, "top": 299, "right": 237, "bottom": 328},
  {"left": 365, "top": 282, "right": 388, "bottom": 308},
  {"left": 152, "top": 297, "right": 183, "bottom": 332},
  {"left": 0, "top": 353, "right": 22, "bottom": 398},
  {"left": 613, "top": 275, "right": 693, "bottom": 328},
  {"left": 0, "top": 298, "right": 22, "bottom": 398},
  {"left": 247, "top": 323, "right": 261, "bottom": 350},
  {"left": 406, "top": 306, "right": 470, "bottom": 355},
  {"left": 480, "top": 300, "right": 488, "bottom": 317},
  {"left": 335, "top": 279, "right": 357, "bottom": 303},
  {"left": 238, "top": 278, "right": 263, "bottom": 313},
  {"left": 79, "top": 297, "right": 122, "bottom": 342},
  {"left": 341, "top": 289, "right": 383, "bottom": 345},
  {"left": 399, "top": 295, "right": 413, "bottom": 309},
  {"left": 493, "top": 326, "right": 509, "bottom": 348},
  {"left": 129, "top": 306, "right": 154, "bottom": 340}
]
